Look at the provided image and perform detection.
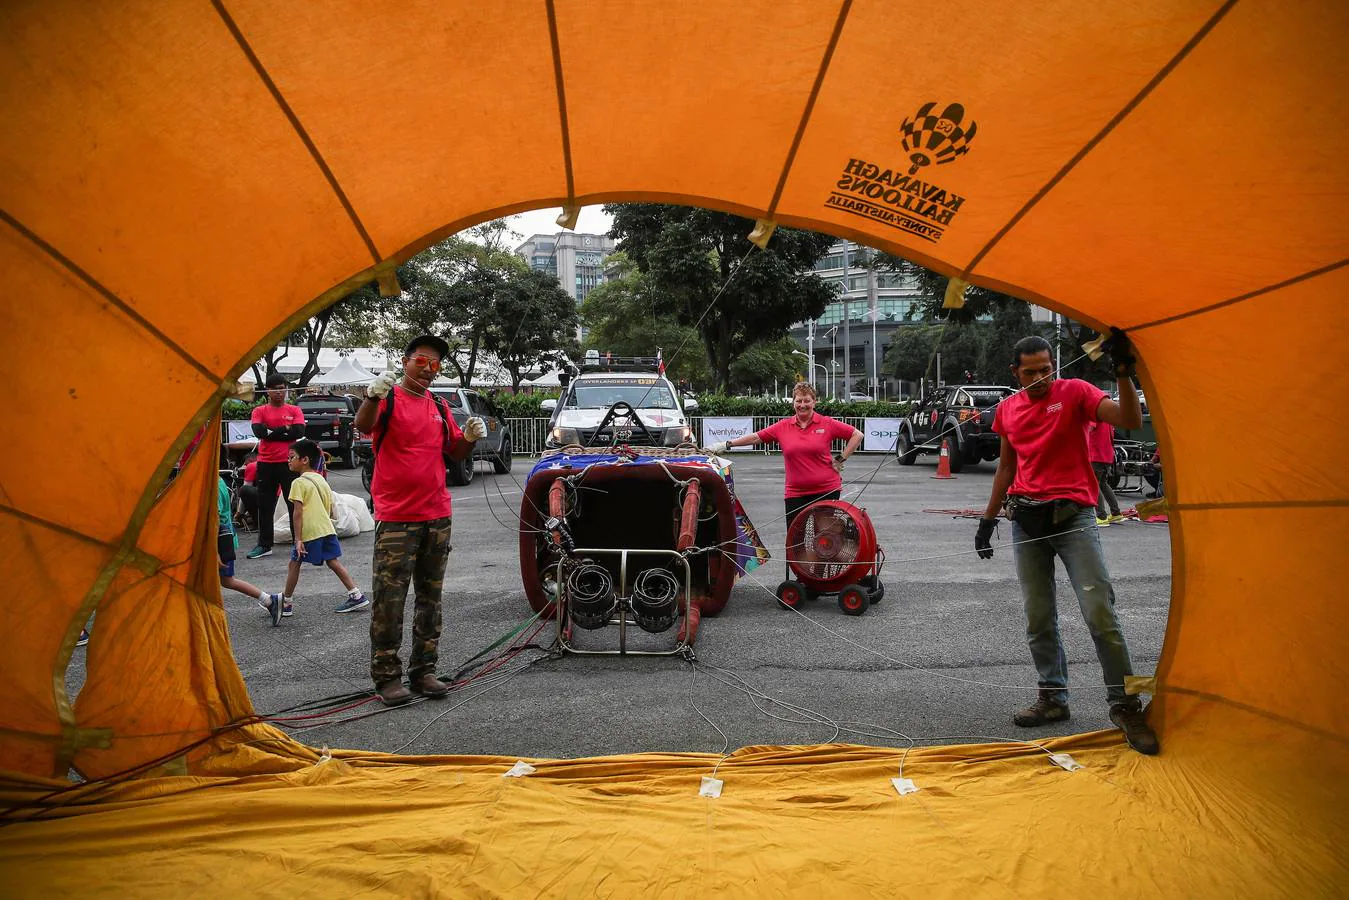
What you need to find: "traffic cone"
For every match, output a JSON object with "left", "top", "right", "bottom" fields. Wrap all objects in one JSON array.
[{"left": 931, "top": 438, "right": 956, "bottom": 479}]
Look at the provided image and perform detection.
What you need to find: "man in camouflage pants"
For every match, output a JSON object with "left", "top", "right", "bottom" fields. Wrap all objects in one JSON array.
[{"left": 353, "top": 335, "right": 487, "bottom": 706}]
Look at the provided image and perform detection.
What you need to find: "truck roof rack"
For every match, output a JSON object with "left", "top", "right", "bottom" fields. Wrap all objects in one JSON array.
[{"left": 577, "top": 354, "right": 661, "bottom": 374}]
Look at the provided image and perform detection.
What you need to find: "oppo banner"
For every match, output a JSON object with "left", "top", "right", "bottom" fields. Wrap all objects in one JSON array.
[
  {"left": 863, "top": 417, "right": 903, "bottom": 452},
  {"left": 701, "top": 417, "right": 755, "bottom": 450}
]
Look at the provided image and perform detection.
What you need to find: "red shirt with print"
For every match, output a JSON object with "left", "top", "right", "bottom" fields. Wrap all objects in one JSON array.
[
  {"left": 993, "top": 378, "right": 1107, "bottom": 507},
  {"left": 757, "top": 413, "right": 855, "bottom": 498},
  {"left": 250, "top": 403, "right": 306, "bottom": 463},
  {"left": 369, "top": 386, "right": 459, "bottom": 522}
]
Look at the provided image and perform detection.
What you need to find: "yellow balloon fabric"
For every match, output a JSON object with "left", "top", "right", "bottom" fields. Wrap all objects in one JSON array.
[{"left": 0, "top": 1, "right": 1345, "bottom": 895}]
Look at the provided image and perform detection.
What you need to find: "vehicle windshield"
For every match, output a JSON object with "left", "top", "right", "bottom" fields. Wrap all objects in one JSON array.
[
  {"left": 298, "top": 398, "right": 349, "bottom": 414},
  {"left": 568, "top": 379, "right": 678, "bottom": 410},
  {"left": 966, "top": 389, "right": 1013, "bottom": 408}
]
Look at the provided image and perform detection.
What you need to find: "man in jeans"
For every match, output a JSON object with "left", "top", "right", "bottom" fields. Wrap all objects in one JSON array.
[
  {"left": 352, "top": 335, "right": 487, "bottom": 707},
  {"left": 247, "top": 373, "right": 306, "bottom": 559},
  {"left": 974, "top": 334, "right": 1158, "bottom": 754}
]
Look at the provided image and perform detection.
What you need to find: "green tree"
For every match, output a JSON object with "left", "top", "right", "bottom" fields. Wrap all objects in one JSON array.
[
  {"left": 729, "top": 337, "right": 801, "bottom": 395},
  {"left": 579, "top": 254, "right": 712, "bottom": 387},
  {"left": 483, "top": 267, "right": 580, "bottom": 390},
  {"left": 605, "top": 204, "right": 836, "bottom": 390}
]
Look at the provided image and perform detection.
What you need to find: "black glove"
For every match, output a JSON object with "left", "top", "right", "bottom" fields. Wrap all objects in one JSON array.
[
  {"left": 975, "top": 518, "right": 997, "bottom": 559},
  {"left": 1105, "top": 327, "right": 1137, "bottom": 379}
]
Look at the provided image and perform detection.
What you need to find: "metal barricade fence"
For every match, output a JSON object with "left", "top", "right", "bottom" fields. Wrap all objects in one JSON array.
[{"left": 504, "top": 417, "right": 884, "bottom": 455}]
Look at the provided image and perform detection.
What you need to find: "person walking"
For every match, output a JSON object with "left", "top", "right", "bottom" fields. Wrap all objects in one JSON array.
[
  {"left": 712, "top": 381, "right": 862, "bottom": 579},
  {"left": 352, "top": 336, "right": 487, "bottom": 706},
  {"left": 974, "top": 333, "right": 1158, "bottom": 755},
  {"left": 263, "top": 439, "right": 367, "bottom": 622},
  {"left": 1088, "top": 420, "right": 1124, "bottom": 525},
  {"left": 246, "top": 373, "right": 306, "bottom": 559}
]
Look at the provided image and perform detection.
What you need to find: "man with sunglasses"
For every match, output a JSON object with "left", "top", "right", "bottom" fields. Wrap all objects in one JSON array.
[{"left": 354, "top": 335, "right": 487, "bottom": 706}]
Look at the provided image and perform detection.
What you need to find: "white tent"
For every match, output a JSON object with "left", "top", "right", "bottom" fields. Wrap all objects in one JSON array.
[
  {"left": 525, "top": 370, "right": 564, "bottom": 388},
  {"left": 309, "top": 356, "right": 377, "bottom": 386}
]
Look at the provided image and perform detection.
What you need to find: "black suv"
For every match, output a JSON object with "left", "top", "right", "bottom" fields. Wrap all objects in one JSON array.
[
  {"left": 895, "top": 385, "right": 1013, "bottom": 473},
  {"left": 296, "top": 393, "right": 364, "bottom": 468}
]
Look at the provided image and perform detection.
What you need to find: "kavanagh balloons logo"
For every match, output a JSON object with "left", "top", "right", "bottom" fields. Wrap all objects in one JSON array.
[{"left": 900, "top": 102, "right": 977, "bottom": 175}]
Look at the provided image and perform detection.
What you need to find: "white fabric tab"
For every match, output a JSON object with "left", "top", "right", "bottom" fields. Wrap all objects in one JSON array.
[
  {"left": 891, "top": 777, "right": 919, "bottom": 796},
  {"left": 699, "top": 776, "right": 724, "bottom": 798},
  {"left": 503, "top": 761, "right": 537, "bottom": 778},
  {"left": 1050, "top": 753, "right": 1083, "bottom": 772}
]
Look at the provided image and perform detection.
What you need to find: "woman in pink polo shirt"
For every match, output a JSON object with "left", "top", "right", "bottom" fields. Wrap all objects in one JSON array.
[{"left": 712, "top": 382, "right": 863, "bottom": 576}]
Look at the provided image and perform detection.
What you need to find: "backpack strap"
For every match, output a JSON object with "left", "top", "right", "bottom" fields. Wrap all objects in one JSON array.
[
  {"left": 373, "top": 387, "right": 453, "bottom": 456},
  {"left": 430, "top": 393, "right": 453, "bottom": 455},
  {"left": 372, "top": 386, "right": 397, "bottom": 455}
]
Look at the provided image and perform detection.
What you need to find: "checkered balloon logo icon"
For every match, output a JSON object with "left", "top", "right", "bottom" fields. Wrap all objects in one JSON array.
[{"left": 900, "top": 102, "right": 977, "bottom": 175}]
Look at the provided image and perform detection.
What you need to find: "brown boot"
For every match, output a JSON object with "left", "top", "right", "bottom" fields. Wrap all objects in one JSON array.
[
  {"left": 1012, "top": 692, "right": 1070, "bottom": 727},
  {"left": 410, "top": 673, "right": 450, "bottom": 698},
  {"left": 375, "top": 680, "right": 413, "bottom": 707}
]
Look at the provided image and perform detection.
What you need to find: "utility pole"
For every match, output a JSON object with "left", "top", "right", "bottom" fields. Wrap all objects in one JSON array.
[
  {"left": 807, "top": 320, "right": 816, "bottom": 389},
  {"left": 841, "top": 243, "right": 850, "bottom": 399},
  {"left": 866, "top": 248, "right": 878, "bottom": 399}
]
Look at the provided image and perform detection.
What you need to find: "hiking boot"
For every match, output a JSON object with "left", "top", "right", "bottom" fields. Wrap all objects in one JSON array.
[
  {"left": 334, "top": 593, "right": 370, "bottom": 614},
  {"left": 410, "top": 673, "right": 451, "bottom": 698},
  {"left": 376, "top": 681, "right": 414, "bottom": 707},
  {"left": 246, "top": 546, "right": 272, "bottom": 560},
  {"left": 1013, "top": 694, "right": 1070, "bottom": 727},
  {"left": 1110, "top": 702, "right": 1160, "bottom": 755}
]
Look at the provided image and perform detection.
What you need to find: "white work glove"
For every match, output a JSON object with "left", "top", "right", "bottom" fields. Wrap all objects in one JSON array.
[
  {"left": 366, "top": 371, "right": 397, "bottom": 399},
  {"left": 710, "top": 441, "right": 731, "bottom": 455},
  {"left": 464, "top": 416, "right": 487, "bottom": 442}
]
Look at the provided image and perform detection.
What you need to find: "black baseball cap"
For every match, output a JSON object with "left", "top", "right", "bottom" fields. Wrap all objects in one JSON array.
[{"left": 404, "top": 334, "right": 450, "bottom": 360}]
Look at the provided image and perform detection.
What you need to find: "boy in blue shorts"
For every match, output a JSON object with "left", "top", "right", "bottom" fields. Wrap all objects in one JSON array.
[{"left": 271, "top": 439, "right": 368, "bottom": 620}]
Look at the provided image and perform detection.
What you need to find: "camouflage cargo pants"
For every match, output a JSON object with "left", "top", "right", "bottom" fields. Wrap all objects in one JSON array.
[{"left": 370, "top": 516, "right": 452, "bottom": 687}]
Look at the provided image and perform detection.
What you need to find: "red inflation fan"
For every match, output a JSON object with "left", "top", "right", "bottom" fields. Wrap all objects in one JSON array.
[{"left": 777, "top": 500, "right": 886, "bottom": 616}]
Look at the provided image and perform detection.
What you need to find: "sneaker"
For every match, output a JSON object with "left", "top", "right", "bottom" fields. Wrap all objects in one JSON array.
[
  {"left": 281, "top": 600, "right": 294, "bottom": 618},
  {"left": 259, "top": 593, "right": 283, "bottom": 627},
  {"left": 335, "top": 593, "right": 370, "bottom": 614},
  {"left": 254, "top": 592, "right": 282, "bottom": 626},
  {"left": 76, "top": 629, "right": 90, "bottom": 647},
  {"left": 1108, "top": 514, "right": 1126, "bottom": 524},
  {"left": 1095, "top": 517, "right": 1111, "bottom": 527},
  {"left": 246, "top": 546, "right": 273, "bottom": 560},
  {"left": 1013, "top": 695, "right": 1071, "bottom": 727},
  {"left": 1110, "top": 702, "right": 1160, "bottom": 755}
]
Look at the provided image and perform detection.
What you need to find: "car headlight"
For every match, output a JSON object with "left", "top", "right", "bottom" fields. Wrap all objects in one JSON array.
[
  {"left": 663, "top": 425, "right": 692, "bottom": 446},
  {"left": 551, "top": 426, "right": 580, "bottom": 446}
]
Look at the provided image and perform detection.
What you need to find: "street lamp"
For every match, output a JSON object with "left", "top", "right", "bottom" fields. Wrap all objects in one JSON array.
[
  {"left": 792, "top": 350, "right": 827, "bottom": 389},
  {"left": 824, "top": 326, "right": 839, "bottom": 399}
]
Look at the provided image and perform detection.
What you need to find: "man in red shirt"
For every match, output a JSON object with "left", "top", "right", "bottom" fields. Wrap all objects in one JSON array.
[
  {"left": 247, "top": 373, "right": 306, "bottom": 559},
  {"left": 1087, "top": 420, "right": 1122, "bottom": 524},
  {"left": 975, "top": 333, "right": 1158, "bottom": 755},
  {"left": 353, "top": 335, "right": 487, "bottom": 707}
]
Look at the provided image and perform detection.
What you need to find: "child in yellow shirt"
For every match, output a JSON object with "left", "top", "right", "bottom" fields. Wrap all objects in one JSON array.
[{"left": 267, "top": 440, "right": 368, "bottom": 620}]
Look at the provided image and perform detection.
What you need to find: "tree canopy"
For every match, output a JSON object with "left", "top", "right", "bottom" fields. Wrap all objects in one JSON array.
[{"left": 604, "top": 204, "right": 836, "bottom": 390}]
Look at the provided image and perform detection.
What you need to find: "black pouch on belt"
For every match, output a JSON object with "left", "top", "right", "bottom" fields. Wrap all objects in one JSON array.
[{"left": 1006, "top": 496, "right": 1081, "bottom": 539}]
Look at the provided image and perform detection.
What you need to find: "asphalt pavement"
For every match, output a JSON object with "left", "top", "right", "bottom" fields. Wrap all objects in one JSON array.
[{"left": 68, "top": 452, "right": 1172, "bottom": 760}]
